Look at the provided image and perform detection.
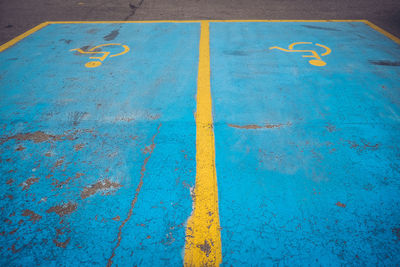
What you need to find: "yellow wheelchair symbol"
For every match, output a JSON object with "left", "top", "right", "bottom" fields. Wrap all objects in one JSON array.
[
  {"left": 70, "top": 43, "right": 130, "bottom": 68},
  {"left": 269, "top": 42, "right": 331, "bottom": 66}
]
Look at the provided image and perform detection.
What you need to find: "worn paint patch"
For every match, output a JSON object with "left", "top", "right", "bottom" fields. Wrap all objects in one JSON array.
[
  {"left": 46, "top": 202, "right": 77, "bottom": 217},
  {"left": 0, "top": 131, "right": 74, "bottom": 144},
  {"left": 227, "top": 123, "right": 288, "bottom": 129},
  {"left": 81, "top": 179, "right": 122, "bottom": 199},
  {"left": 22, "top": 209, "right": 42, "bottom": 223}
]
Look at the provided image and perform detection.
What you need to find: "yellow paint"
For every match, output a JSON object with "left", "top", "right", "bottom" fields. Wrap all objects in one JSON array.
[
  {"left": 47, "top": 20, "right": 366, "bottom": 24},
  {"left": 363, "top": 20, "right": 400, "bottom": 45},
  {"left": 0, "top": 22, "right": 49, "bottom": 52},
  {"left": 270, "top": 42, "right": 331, "bottom": 66},
  {"left": 184, "top": 21, "right": 222, "bottom": 267},
  {"left": 70, "top": 43, "right": 130, "bottom": 68}
]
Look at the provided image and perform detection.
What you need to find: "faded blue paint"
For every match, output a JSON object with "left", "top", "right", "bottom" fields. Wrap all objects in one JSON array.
[
  {"left": 210, "top": 22, "right": 400, "bottom": 265},
  {"left": 0, "top": 23, "right": 199, "bottom": 266}
]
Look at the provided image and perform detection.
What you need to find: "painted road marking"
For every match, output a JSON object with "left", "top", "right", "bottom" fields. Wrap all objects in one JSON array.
[
  {"left": 70, "top": 43, "right": 130, "bottom": 68},
  {"left": 269, "top": 42, "right": 331, "bottom": 66},
  {"left": 184, "top": 21, "right": 222, "bottom": 267},
  {"left": 210, "top": 21, "right": 400, "bottom": 265}
]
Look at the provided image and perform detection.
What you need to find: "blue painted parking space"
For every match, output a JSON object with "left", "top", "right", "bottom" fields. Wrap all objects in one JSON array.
[
  {"left": 0, "top": 22, "right": 199, "bottom": 266},
  {"left": 210, "top": 22, "right": 400, "bottom": 265}
]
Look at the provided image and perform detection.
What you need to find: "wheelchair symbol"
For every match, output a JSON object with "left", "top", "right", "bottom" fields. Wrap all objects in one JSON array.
[
  {"left": 70, "top": 43, "right": 130, "bottom": 68},
  {"left": 269, "top": 42, "right": 331, "bottom": 66}
]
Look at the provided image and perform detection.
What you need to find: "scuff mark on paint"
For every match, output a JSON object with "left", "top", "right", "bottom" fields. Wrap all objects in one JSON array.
[
  {"left": 346, "top": 140, "right": 379, "bottom": 152},
  {"left": 15, "top": 145, "right": 26, "bottom": 151},
  {"left": 20, "top": 177, "right": 39, "bottom": 191},
  {"left": 369, "top": 60, "right": 400, "bottom": 66},
  {"left": 392, "top": 227, "right": 400, "bottom": 241},
  {"left": 53, "top": 237, "right": 71, "bottom": 248},
  {"left": 22, "top": 209, "right": 42, "bottom": 223},
  {"left": 74, "top": 144, "right": 85, "bottom": 151},
  {"left": 227, "top": 122, "right": 290, "bottom": 129},
  {"left": 197, "top": 239, "right": 212, "bottom": 257},
  {"left": 336, "top": 202, "right": 346, "bottom": 208},
  {"left": 0, "top": 131, "right": 74, "bottom": 144},
  {"left": 104, "top": 29, "right": 120, "bottom": 41},
  {"left": 46, "top": 202, "right": 77, "bottom": 217},
  {"left": 106, "top": 123, "right": 161, "bottom": 267},
  {"left": 325, "top": 124, "right": 337, "bottom": 132},
  {"left": 81, "top": 179, "right": 122, "bottom": 199},
  {"left": 302, "top": 25, "right": 341, "bottom": 31}
]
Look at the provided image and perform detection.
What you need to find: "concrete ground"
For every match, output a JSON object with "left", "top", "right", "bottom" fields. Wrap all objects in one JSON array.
[{"left": 1, "top": 0, "right": 400, "bottom": 45}]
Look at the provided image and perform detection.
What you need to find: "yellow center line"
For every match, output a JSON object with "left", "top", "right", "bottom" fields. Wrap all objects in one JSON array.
[{"left": 184, "top": 21, "right": 222, "bottom": 266}]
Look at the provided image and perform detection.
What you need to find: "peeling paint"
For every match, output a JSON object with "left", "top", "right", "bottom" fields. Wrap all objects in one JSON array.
[
  {"left": 81, "top": 179, "right": 122, "bottom": 199},
  {"left": 227, "top": 123, "right": 290, "bottom": 129},
  {"left": 22, "top": 209, "right": 42, "bottom": 223},
  {"left": 46, "top": 202, "right": 77, "bottom": 217}
]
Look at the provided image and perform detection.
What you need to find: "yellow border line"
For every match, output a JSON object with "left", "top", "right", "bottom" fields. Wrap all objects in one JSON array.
[
  {"left": 2, "top": 20, "right": 399, "bottom": 52},
  {"left": 184, "top": 21, "right": 222, "bottom": 266},
  {"left": 0, "top": 22, "right": 49, "bottom": 52},
  {"left": 363, "top": 20, "right": 400, "bottom": 44},
  {"left": 48, "top": 19, "right": 364, "bottom": 23}
]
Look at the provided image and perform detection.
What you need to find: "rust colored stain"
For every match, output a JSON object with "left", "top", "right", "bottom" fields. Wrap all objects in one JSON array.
[
  {"left": 75, "top": 173, "right": 84, "bottom": 178},
  {"left": 6, "top": 179, "right": 14, "bottom": 185},
  {"left": 336, "top": 201, "right": 346, "bottom": 208},
  {"left": 112, "top": 215, "right": 120, "bottom": 221},
  {"left": 46, "top": 202, "right": 77, "bottom": 217},
  {"left": 54, "top": 177, "right": 72, "bottom": 189},
  {"left": 9, "top": 229, "right": 18, "bottom": 235},
  {"left": 54, "top": 159, "right": 64, "bottom": 168},
  {"left": 20, "top": 177, "right": 39, "bottom": 191},
  {"left": 45, "top": 152, "right": 52, "bottom": 157},
  {"left": 81, "top": 179, "right": 122, "bottom": 199},
  {"left": 8, "top": 244, "right": 20, "bottom": 254},
  {"left": 15, "top": 145, "right": 26, "bottom": 151},
  {"left": 325, "top": 124, "right": 337, "bottom": 132},
  {"left": 107, "top": 123, "right": 161, "bottom": 267},
  {"left": 74, "top": 144, "right": 85, "bottom": 151},
  {"left": 22, "top": 209, "right": 42, "bottom": 223},
  {"left": 361, "top": 140, "right": 379, "bottom": 149},
  {"left": 227, "top": 123, "right": 287, "bottom": 129},
  {"left": 53, "top": 237, "right": 71, "bottom": 248},
  {"left": 347, "top": 140, "right": 380, "bottom": 152},
  {"left": 1, "top": 131, "right": 63, "bottom": 144},
  {"left": 393, "top": 228, "right": 400, "bottom": 241}
]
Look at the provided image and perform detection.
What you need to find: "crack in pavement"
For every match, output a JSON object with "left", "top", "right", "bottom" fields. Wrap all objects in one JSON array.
[
  {"left": 124, "top": 0, "right": 145, "bottom": 21},
  {"left": 106, "top": 123, "right": 162, "bottom": 267}
]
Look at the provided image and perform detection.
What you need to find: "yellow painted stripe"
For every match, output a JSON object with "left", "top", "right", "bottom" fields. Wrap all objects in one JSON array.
[
  {"left": 47, "top": 19, "right": 365, "bottom": 24},
  {"left": 363, "top": 20, "right": 400, "bottom": 45},
  {"left": 0, "top": 22, "right": 49, "bottom": 52},
  {"left": 184, "top": 22, "right": 222, "bottom": 266}
]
